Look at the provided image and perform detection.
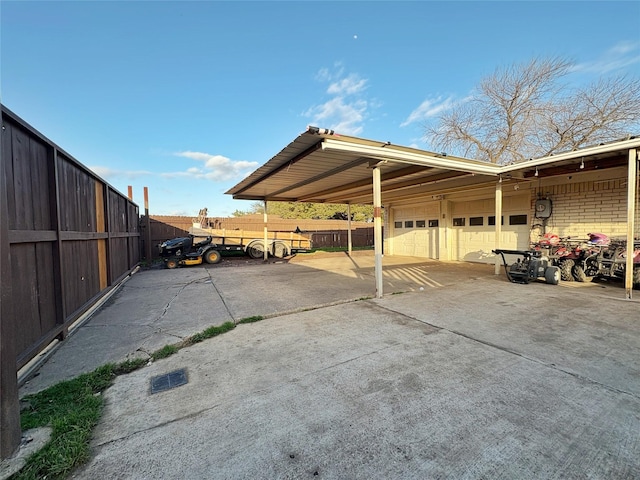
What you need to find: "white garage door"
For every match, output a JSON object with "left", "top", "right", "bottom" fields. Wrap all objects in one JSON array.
[
  {"left": 450, "top": 196, "right": 530, "bottom": 263},
  {"left": 392, "top": 204, "right": 440, "bottom": 259}
]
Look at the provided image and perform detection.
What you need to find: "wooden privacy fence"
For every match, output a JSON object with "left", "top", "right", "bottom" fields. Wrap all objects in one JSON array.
[
  {"left": 143, "top": 215, "right": 374, "bottom": 257},
  {"left": 1, "top": 106, "right": 140, "bottom": 458}
]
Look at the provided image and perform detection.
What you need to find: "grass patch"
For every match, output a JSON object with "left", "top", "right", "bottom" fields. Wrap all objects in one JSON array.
[
  {"left": 12, "top": 318, "right": 246, "bottom": 479},
  {"left": 14, "top": 365, "right": 115, "bottom": 480},
  {"left": 237, "top": 315, "right": 264, "bottom": 324},
  {"left": 185, "top": 321, "right": 236, "bottom": 345},
  {"left": 151, "top": 344, "right": 179, "bottom": 361},
  {"left": 111, "top": 358, "right": 147, "bottom": 375}
]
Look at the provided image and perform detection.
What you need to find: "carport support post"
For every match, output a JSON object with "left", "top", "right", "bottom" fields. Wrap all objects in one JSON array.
[
  {"left": 494, "top": 179, "right": 503, "bottom": 275},
  {"left": 263, "top": 200, "right": 268, "bottom": 262},
  {"left": 373, "top": 167, "right": 383, "bottom": 298},
  {"left": 625, "top": 148, "right": 637, "bottom": 299},
  {"left": 347, "top": 203, "right": 352, "bottom": 256}
]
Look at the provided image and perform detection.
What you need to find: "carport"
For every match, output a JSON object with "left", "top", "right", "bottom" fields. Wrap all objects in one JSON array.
[{"left": 226, "top": 127, "right": 639, "bottom": 299}]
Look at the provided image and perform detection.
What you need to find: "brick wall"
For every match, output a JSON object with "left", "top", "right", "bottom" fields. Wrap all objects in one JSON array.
[{"left": 532, "top": 176, "right": 638, "bottom": 239}]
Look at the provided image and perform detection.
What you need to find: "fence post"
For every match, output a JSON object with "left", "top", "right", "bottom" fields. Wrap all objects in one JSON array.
[
  {"left": 144, "top": 187, "right": 151, "bottom": 262},
  {"left": 1, "top": 124, "right": 21, "bottom": 458}
]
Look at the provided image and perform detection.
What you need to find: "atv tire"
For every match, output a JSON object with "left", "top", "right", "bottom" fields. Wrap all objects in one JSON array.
[
  {"left": 572, "top": 265, "right": 591, "bottom": 283},
  {"left": 633, "top": 267, "right": 640, "bottom": 290},
  {"left": 559, "top": 259, "right": 574, "bottom": 281},
  {"left": 204, "top": 249, "right": 222, "bottom": 264},
  {"left": 544, "top": 266, "right": 561, "bottom": 285}
]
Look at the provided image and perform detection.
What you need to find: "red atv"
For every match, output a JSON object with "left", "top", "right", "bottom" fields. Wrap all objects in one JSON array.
[
  {"left": 531, "top": 233, "right": 579, "bottom": 282},
  {"left": 572, "top": 233, "right": 640, "bottom": 288}
]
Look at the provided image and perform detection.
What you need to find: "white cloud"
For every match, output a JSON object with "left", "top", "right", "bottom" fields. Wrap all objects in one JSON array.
[
  {"left": 327, "top": 74, "right": 367, "bottom": 96},
  {"left": 90, "top": 152, "right": 258, "bottom": 183},
  {"left": 400, "top": 95, "right": 458, "bottom": 127},
  {"left": 172, "top": 151, "right": 259, "bottom": 181},
  {"left": 304, "top": 65, "right": 371, "bottom": 135},
  {"left": 572, "top": 40, "right": 640, "bottom": 74}
]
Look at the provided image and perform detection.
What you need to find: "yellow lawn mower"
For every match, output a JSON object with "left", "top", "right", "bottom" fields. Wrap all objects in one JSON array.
[{"left": 158, "top": 235, "right": 222, "bottom": 269}]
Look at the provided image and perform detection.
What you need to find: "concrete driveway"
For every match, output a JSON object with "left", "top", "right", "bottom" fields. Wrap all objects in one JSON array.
[{"left": 17, "top": 252, "right": 640, "bottom": 479}]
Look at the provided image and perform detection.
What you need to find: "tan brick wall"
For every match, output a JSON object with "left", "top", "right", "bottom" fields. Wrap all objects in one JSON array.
[{"left": 531, "top": 176, "right": 638, "bottom": 240}]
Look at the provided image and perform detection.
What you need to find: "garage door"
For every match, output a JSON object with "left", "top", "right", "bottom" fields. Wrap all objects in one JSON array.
[
  {"left": 450, "top": 196, "right": 530, "bottom": 263},
  {"left": 392, "top": 204, "right": 439, "bottom": 259}
]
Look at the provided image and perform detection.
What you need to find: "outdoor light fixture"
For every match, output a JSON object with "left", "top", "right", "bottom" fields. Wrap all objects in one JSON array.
[
  {"left": 499, "top": 175, "right": 503, "bottom": 183},
  {"left": 534, "top": 167, "right": 539, "bottom": 177},
  {"left": 580, "top": 158, "right": 585, "bottom": 169},
  {"left": 514, "top": 180, "right": 519, "bottom": 190}
]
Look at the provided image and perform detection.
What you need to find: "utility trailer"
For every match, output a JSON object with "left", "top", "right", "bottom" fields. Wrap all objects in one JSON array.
[
  {"left": 189, "top": 226, "right": 311, "bottom": 259},
  {"left": 207, "top": 237, "right": 310, "bottom": 259},
  {"left": 158, "top": 233, "right": 311, "bottom": 269}
]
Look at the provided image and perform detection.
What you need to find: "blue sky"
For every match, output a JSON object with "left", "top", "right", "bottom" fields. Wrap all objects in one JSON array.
[{"left": 2, "top": 1, "right": 639, "bottom": 217}]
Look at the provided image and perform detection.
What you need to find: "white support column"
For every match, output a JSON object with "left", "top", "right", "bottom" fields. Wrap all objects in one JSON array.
[
  {"left": 347, "top": 203, "right": 352, "bottom": 256},
  {"left": 494, "top": 179, "right": 503, "bottom": 275},
  {"left": 625, "top": 149, "right": 637, "bottom": 299},
  {"left": 373, "top": 167, "right": 384, "bottom": 298},
  {"left": 263, "top": 200, "right": 268, "bottom": 262},
  {"left": 438, "top": 200, "right": 451, "bottom": 261}
]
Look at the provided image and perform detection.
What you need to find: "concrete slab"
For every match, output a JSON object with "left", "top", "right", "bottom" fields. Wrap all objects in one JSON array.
[
  {"left": 15, "top": 251, "right": 640, "bottom": 479},
  {"left": 376, "top": 276, "right": 640, "bottom": 397},
  {"left": 19, "top": 267, "right": 233, "bottom": 395},
  {"left": 76, "top": 299, "right": 639, "bottom": 479},
  {"left": 20, "top": 252, "right": 483, "bottom": 395}
]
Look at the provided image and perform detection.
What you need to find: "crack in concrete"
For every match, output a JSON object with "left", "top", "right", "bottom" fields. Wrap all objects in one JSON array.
[
  {"left": 156, "top": 278, "right": 205, "bottom": 322},
  {"left": 205, "top": 269, "right": 235, "bottom": 322}
]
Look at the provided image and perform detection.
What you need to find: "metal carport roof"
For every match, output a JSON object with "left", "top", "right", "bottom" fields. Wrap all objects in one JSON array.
[
  {"left": 226, "top": 127, "right": 639, "bottom": 299},
  {"left": 226, "top": 127, "right": 640, "bottom": 205}
]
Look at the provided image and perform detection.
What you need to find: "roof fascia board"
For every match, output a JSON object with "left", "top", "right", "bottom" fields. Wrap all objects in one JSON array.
[
  {"left": 321, "top": 138, "right": 501, "bottom": 176},
  {"left": 500, "top": 138, "right": 640, "bottom": 174}
]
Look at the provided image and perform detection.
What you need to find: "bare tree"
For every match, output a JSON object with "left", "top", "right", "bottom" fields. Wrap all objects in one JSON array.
[{"left": 427, "top": 57, "right": 640, "bottom": 164}]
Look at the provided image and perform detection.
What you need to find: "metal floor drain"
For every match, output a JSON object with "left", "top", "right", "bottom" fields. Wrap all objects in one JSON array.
[{"left": 150, "top": 368, "right": 188, "bottom": 394}]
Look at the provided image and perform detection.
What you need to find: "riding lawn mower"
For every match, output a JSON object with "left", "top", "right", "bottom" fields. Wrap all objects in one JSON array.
[{"left": 158, "top": 235, "right": 222, "bottom": 269}]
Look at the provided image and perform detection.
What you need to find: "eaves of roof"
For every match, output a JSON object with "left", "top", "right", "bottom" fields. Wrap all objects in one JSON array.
[{"left": 226, "top": 128, "right": 640, "bottom": 205}]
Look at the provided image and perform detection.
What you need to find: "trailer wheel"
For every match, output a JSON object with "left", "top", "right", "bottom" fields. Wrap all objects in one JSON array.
[
  {"left": 165, "top": 258, "right": 179, "bottom": 269},
  {"left": 246, "top": 240, "right": 266, "bottom": 259},
  {"left": 272, "top": 241, "right": 289, "bottom": 258},
  {"left": 544, "top": 266, "right": 560, "bottom": 285},
  {"left": 572, "top": 265, "right": 590, "bottom": 283},
  {"left": 204, "top": 249, "right": 222, "bottom": 265}
]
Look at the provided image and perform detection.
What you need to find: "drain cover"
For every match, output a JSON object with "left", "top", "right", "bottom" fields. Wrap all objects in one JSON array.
[{"left": 150, "top": 368, "right": 188, "bottom": 394}]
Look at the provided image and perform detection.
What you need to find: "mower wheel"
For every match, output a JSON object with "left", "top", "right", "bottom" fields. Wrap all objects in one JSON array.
[
  {"left": 572, "top": 265, "right": 591, "bottom": 283},
  {"left": 204, "top": 249, "right": 222, "bottom": 265},
  {"left": 559, "top": 259, "right": 574, "bottom": 281},
  {"left": 544, "top": 266, "right": 560, "bottom": 285},
  {"left": 165, "top": 258, "right": 179, "bottom": 269}
]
